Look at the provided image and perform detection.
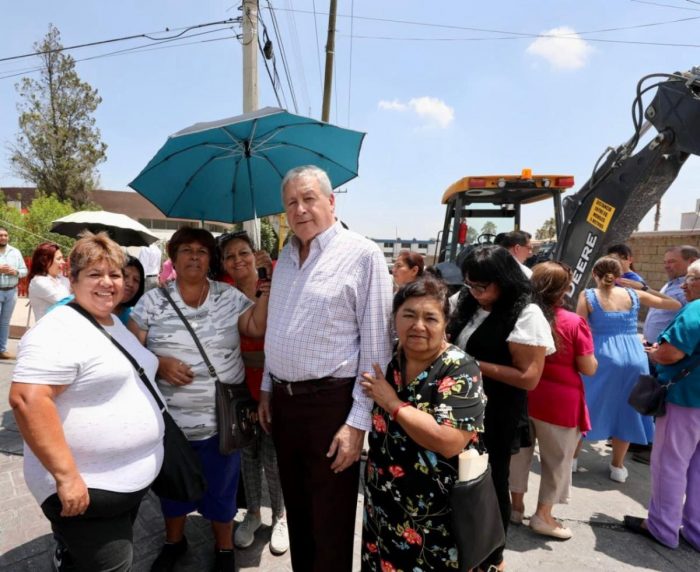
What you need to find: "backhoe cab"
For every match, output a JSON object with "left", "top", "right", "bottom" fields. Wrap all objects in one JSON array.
[{"left": 437, "top": 169, "right": 575, "bottom": 265}]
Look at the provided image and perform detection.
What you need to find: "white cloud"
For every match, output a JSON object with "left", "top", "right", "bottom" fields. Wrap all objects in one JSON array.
[
  {"left": 378, "top": 96, "right": 455, "bottom": 128},
  {"left": 526, "top": 26, "right": 593, "bottom": 70},
  {"left": 378, "top": 99, "right": 409, "bottom": 112}
]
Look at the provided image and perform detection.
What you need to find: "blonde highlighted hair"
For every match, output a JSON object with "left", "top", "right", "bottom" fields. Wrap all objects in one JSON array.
[{"left": 69, "top": 231, "right": 126, "bottom": 281}]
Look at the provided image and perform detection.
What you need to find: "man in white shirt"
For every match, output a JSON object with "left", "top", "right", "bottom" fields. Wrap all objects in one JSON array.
[
  {"left": 259, "top": 166, "right": 393, "bottom": 572},
  {"left": 498, "top": 230, "right": 533, "bottom": 278},
  {"left": 0, "top": 227, "right": 28, "bottom": 358},
  {"left": 138, "top": 242, "right": 162, "bottom": 291}
]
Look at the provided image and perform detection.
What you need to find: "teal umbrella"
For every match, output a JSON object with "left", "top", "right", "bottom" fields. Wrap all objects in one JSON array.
[{"left": 128, "top": 107, "right": 365, "bottom": 223}]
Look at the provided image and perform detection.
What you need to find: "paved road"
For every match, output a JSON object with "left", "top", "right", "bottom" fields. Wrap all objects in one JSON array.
[{"left": 0, "top": 337, "right": 698, "bottom": 571}]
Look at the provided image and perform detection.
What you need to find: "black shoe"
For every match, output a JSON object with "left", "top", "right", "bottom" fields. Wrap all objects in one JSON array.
[
  {"left": 53, "top": 540, "right": 76, "bottom": 572},
  {"left": 623, "top": 515, "right": 664, "bottom": 547},
  {"left": 632, "top": 450, "right": 651, "bottom": 465},
  {"left": 151, "top": 537, "right": 188, "bottom": 572},
  {"left": 213, "top": 548, "right": 235, "bottom": 571}
]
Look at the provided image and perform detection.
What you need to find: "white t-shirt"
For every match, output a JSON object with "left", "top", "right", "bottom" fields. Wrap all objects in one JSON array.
[
  {"left": 139, "top": 243, "right": 162, "bottom": 276},
  {"left": 13, "top": 306, "right": 165, "bottom": 504},
  {"left": 518, "top": 261, "right": 533, "bottom": 278},
  {"left": 28, "top": 275, "right": 71, "bottom": 321},
  {"left": 456, "top": 303, "right": 555, "bottom": 355}
]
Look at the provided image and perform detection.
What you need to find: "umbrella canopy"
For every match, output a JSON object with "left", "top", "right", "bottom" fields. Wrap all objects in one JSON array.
[
  {"left": 51, "top": 210, "right": 159, "bottom": 246},
  {"left": 128, "top": 107, "right": 365, "bottom": 224}
]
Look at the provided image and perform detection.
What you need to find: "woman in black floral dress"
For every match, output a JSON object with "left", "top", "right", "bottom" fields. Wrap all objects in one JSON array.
[{"left": 360, "top": 277, "right": 486, "bottom": 571}]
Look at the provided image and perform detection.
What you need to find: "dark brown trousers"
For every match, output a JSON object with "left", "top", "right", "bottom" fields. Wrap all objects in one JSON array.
[{"left": 271, "top": 378, "right": 360, "bottom": 572}]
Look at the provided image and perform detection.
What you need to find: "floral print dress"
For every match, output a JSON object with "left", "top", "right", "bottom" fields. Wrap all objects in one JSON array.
[{"left": 362, "top": 345, "right": 486, "bottom": 572}]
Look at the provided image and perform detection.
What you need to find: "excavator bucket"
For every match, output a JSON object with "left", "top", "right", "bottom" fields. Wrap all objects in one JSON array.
[{"left": 556, "top": 69, "right": 700, "bottom": 303}]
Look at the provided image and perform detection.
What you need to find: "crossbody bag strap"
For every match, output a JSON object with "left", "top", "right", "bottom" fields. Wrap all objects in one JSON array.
[
  {"left": 667, "top": 351, "right": 700, "bottom": 387},
  {"left": 67, "top": 303, "right": 167, "bottom": 413},
  {"left": 159, "top": 286, "right": 220, "bottom": 382}
]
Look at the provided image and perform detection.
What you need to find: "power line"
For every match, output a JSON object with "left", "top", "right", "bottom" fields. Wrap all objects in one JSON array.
[
  {"left": 257, "top": 25, "right": 286, "bottom": 107},
  {"left": 310, "top": 0, "right": 324, "bottom": 90},
  {"left": 632, "top": 0, "right": 700, "bottom": 9},
  {"left": 264, "top": 6, "right": 700, "bottom": 39},
  {"left": 256, "top": 10, "right": 289, "bottom": 109},
  {"left": 0, "top": 27, "right": 239, "bottom": 81},
  {"left": 344, "top": 32, "right": 700, "bottom": 48},
  {"left": 0, "top": 217, "right": 74, "bottom": 250},
  {"left": 0, "top": 19, "right": 239, "bottom": 63},
  {"left": 282, "top": 0, "right": 311, "bottom": 114},
  {"left": 265, "top": 1, "right": 299, "bottom": 112}
]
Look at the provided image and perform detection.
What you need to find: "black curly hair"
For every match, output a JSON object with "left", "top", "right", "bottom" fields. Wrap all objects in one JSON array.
[{"left": 447, "top": 245, "right": 532, "bottom": 341}]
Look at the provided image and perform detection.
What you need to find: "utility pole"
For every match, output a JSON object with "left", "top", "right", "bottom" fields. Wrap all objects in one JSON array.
[
  {"left": 242, "top": 0, "right": 258, "bottom": 113},
  {"left": 241, "top": 0, "right": 261, "bottom": 246},
  {"left": 321, "top": 0, "right": 338, "bottom": 122}
]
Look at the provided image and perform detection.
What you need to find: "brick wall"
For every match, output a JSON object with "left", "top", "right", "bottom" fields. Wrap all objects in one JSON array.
[{"left": 626, "top": 230, "right": 700, "bottom": 289}]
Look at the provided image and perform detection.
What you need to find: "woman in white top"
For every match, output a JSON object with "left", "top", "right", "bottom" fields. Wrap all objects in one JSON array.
[
  {"left": 27, "top": 242, "right": 71, "bottom": 321},
  {"left": 10, "top": 232, "right": 164, "bottom": 571},
  {"left": 447, "top": 245, "right": 555, "bottom": 571}
]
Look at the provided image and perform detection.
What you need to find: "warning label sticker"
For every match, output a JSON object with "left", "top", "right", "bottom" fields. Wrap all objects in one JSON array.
[{"left": 586, "top": 198, "right": 615, "bottom": 232}]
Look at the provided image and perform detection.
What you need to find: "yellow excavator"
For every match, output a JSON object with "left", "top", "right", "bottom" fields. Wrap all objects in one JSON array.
[{"left": 437, "top": 68, "right": 700, "bottom": 301}]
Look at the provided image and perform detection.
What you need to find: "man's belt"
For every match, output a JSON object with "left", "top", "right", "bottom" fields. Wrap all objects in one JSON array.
[
  {"left": 270, "top": 374, "right": 355, "bottom": 396},
  {"left": 0, "top": 286, "right": 16, "bottom": 291}
]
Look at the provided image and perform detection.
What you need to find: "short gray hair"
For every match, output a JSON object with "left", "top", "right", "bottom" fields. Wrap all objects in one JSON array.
[
  {"left": 280, "top": 165, "right": 333, "bottom": 199},
  {"left": 667, "top": 245, "right": 700, "bottom": 261},
  {"left": 687, "top": 259, "right": 700, "bottom": 275}
]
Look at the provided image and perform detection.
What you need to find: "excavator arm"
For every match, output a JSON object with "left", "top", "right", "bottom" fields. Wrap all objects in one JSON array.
[{"left": 555, "top": 68, "right": 700, "bottom": 301}]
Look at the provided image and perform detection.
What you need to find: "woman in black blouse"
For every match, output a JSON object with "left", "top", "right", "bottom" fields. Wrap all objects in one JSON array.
[{"left": 448, "top": 245, "right": 554, "bottom": 571}]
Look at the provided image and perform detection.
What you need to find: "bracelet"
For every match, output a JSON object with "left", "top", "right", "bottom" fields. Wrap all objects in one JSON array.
[{"left": 391, "top": 401, "right": 411, "bottom": 421}]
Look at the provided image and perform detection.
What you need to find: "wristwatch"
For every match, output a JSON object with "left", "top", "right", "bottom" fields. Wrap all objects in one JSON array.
[{"left": 641, "top": 284, "right": 649, "bottom": 291}]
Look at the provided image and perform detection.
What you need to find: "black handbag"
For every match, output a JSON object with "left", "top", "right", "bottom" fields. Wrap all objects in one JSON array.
[
  {"left": 628, "top": 354, "right": 700, "bottom": 417},
  {"left": 419, "top": 450, "right": 504, "bottom": 571},
  {"left": 68, "top": 303, "right": 206, "bottom": 502},
  {"left": 450, "top": 464, "right": 506, "bottom": 571},
  {"left": 160, "top": 287, "right": 260, "bottom": 454}
]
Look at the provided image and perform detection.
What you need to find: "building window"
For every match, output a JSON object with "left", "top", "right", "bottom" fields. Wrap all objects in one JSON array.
[
  {"left": 384, "top": 242, "right": 393, "bottom": 248},
  {"left": 401, "top": 242, "right": 411, "bottom": 248}
]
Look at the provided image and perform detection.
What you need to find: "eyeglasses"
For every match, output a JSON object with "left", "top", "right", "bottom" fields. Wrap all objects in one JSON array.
[
  {"left": 684, "top": 275, "right": 700, "bottom": 284},
  {"left": 218, "top": 230, "right": 250, "bottom": 243},
  {"left": 464, "top": 280, "right": 491, "bottom": 294}
]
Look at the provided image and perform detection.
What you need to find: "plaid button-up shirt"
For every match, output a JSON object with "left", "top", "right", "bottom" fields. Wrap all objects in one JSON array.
[{"left": 262, "top": 222, "right": 393, "bottom": 431}]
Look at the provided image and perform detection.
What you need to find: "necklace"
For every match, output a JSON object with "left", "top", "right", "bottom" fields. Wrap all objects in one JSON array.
[{"left": 177, "top": 281, "right": 208, "bottom": 329}]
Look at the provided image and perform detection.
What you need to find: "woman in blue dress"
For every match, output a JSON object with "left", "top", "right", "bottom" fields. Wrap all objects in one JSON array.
[{"left": 576, "top": 257, "right": 680, "bottom": 483}]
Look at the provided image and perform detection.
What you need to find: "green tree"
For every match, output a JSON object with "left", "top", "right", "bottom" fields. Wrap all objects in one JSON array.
[
  {"left": 9, "top": 24, "right": 107, "bottom": 207},
  {"left": 481, "top": 220, "right": 498, "bottom": 236},
  {"left": 535, "top": 217, "right": 557, "bottom": 240},
  {"left": 230, "top": 217, "right": 279, "bottom": 258},
  {"left": 467, "top": 226, "right": 478, "bottom": 244},
  {"left": 0, "top": 195, "right": 76, "bottom": 256},
  {"left": 260, "top": 217, "right": 279, "bottom": 258}
]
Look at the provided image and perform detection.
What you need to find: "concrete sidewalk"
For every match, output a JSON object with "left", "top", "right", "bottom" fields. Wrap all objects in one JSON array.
[{"left": 0, "top": 339, "right": 698, "bottom": 570}]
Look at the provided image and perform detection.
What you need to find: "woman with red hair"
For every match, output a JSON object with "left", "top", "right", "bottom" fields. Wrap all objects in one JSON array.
[
  {"left": 28, "top": 242, "right": 70, "bottom": 321},
  {"left": 392, "top": 250, "right": 424, "bottom": 289}
]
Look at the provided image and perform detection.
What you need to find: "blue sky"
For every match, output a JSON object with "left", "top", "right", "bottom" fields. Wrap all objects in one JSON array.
[{"left": 2, "top": 0, "right": 700, "bottom": 243}]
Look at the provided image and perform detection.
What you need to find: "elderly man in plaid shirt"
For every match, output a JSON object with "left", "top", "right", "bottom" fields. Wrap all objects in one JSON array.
[{"left": 258, "top": 165, "right": 393, "bottom": 572}]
